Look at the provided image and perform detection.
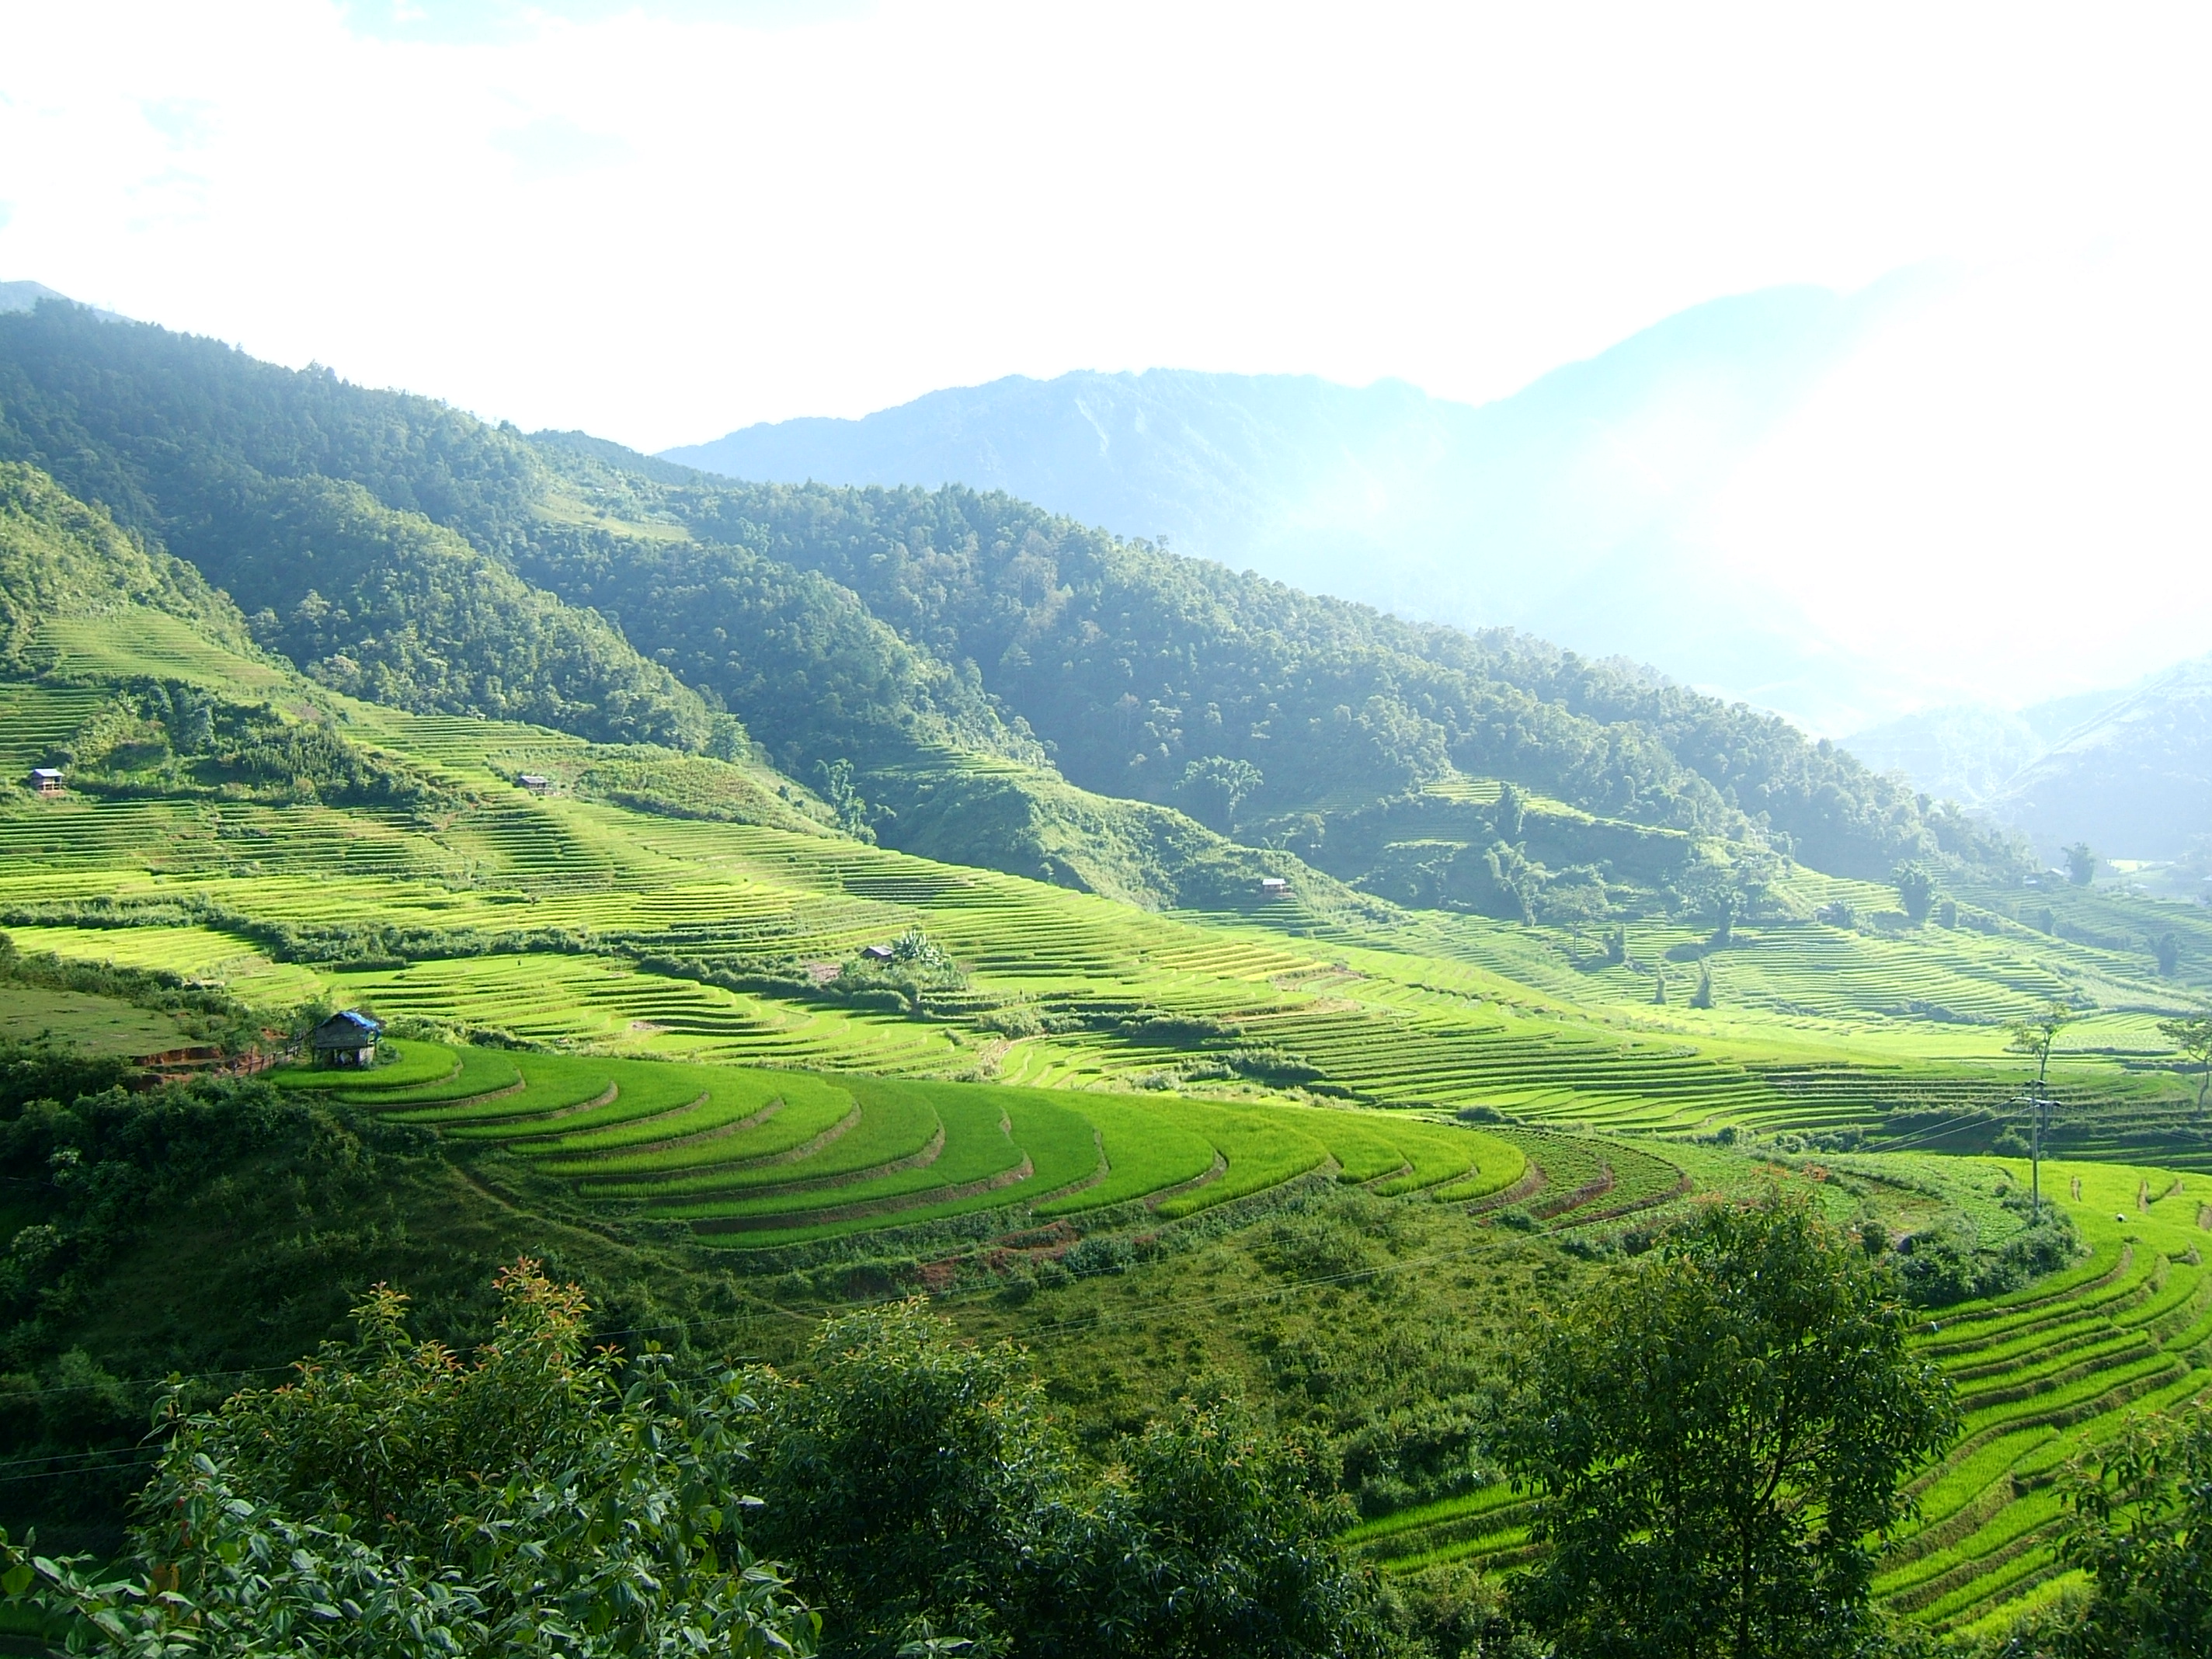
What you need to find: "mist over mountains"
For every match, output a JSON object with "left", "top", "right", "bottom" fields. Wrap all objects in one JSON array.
[
  {"left": 1848, "top": 658, "right": 2212, "bottom": 864},
  {"left": 668, "top": 280, "right": 1925, "bottom": 732},
  {"left": 0, "top": 280, "right": 121, "bottom": 322},
  {"left": 670, "top": 276, "right": 2212, "bottom": 864}
]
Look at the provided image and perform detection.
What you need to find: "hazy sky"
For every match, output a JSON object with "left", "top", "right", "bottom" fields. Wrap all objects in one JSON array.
[{"left": 2, "top": 1, "right": 2209, "bottom": 709}]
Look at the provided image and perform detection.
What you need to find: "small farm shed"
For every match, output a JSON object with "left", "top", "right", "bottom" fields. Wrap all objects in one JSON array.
[
  {"left": 516, "top": 773, "right": 553, "bottom": 795},
  {"left": 28, "top": 768, "right": 62, "bottom": 796},
  {"left": 309, "top": 1010, "right": 384, "bottom": 1068},
  {"left": 861, "top": 943, "right": 896, "bottom": 962},
  {"left": 1258, "top": 876, "right": 1290, "bottom": 898}
]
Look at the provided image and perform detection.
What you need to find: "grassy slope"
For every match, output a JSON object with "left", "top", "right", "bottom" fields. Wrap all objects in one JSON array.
[
  {"left": 0, "top": 461, "right": 262, "bottom": 674},
  {"left": 4, "top": 666, "right": 2205, "bottom": 1163},
  {"left": 5, "top": 623, "right": 2212, "bottom": 1630},
  {"left": 0, "top": 983, "right": 190, "bottom": 1055}
]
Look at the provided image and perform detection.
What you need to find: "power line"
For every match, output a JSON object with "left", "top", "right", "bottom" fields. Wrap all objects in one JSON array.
[{"left": 1861, "top": 1108, "right": 2022, "bottom": 1157}]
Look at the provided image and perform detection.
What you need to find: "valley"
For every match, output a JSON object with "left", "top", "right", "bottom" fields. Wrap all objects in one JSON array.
[{"left": 0, "top": 293, "right": 2207, "bottom": 1652}]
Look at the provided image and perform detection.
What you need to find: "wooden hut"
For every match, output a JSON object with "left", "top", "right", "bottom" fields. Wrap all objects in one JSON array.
[
  {"left": 308, "top": 1010, "right": 384, "bottom": 1068},
  {"left": 28, "top": 768, "right": 62, "bottom": 796}
]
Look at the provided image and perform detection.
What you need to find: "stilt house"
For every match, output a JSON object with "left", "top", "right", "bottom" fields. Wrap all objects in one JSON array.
[{"left": 309, "top": 1010, "right": 384, "bottom": 1068}]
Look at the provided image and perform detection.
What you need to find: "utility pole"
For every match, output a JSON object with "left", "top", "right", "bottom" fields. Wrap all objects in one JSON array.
[
  {"left": 2011, "top": 1000, "right": 2072, "bottom": 1225},
  {"left": 2029, "top": 1080, "right": 2051, "bottom": 1223}
]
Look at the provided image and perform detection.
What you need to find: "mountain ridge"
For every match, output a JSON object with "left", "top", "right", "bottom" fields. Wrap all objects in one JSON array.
[
  {"left": 663, "top": 279, "right": 1934, "bottom": 729},
  {"left": 1845, "top": 657, "right": 2212, "bottom": 862},
  {"left": 0, "top": 297, "right": 2020, "bottom": 908}
]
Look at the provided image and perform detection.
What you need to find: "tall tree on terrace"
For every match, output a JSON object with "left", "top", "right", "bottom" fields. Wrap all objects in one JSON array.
[
  {"left": 2158, "top": 1013, "right": 2212, "bottom": 1115},
  {"left": 1494, "top": 1191, "right": 1957, "bottom": 1659},
  {"left": 1892, "top": 861, "right": 1938, "bottom": 925}
]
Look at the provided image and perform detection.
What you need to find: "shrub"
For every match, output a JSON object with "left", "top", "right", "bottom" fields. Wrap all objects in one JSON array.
[
  {"left": 1, "top": 1263, "right": 817, "bottom": 1657},
  {"left": 748, "top": 1299, "right": 1389, "bottom": 1659}
]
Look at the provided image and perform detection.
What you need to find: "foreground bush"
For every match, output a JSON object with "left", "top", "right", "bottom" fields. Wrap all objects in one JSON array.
[
  {"left": 1, "top": 1261, "right": 815, "bottom": 1657},
  {"left": 750, "top": 1299, "right": 1396, "bottom": 1659}
]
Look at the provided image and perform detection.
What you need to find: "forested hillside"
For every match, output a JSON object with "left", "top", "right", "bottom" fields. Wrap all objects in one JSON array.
[
  {"left": 0, "top": 305, "right": 713, "bottom": 750},
  {"left": 663, "top": 286, "right": 1956, "bottom": 733},
  {"left": 530, "top": 440, "right": 2022, "bottom": 882},
  {"left": 0, "top": 462, "right": 253, "bottom": 671},
  {"left": 0, "top": 298, "right": 2022, "bottom": 906}
]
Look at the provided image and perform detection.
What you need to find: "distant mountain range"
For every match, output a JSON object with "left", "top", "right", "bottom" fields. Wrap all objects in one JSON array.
[
  {"left": 1846, "top": 658, "right": 2212, "bottom": 862},
  {"left": 0, "top": 290, "right": 2012, "bottom": 905},
  {"left": 0, "top": 281, "right": 121, "bottom": 322},
  {"left": 666, "top": 278, "right": 1936, "bottom": 732}
]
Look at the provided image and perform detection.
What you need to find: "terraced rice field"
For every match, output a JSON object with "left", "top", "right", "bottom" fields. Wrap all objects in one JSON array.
[
  {"left": 1345, "top": 1155, "right": 2212, "bottom": 1640},
  {"left": 16, "top": 678, "right": 2209, "bottom": 1636},
  {"left": 0, "top": 683, "right": 105, "bottom": 774},
  {"left": 28, "top": 613, "right": 289, "bottom": 690},
  {"left": 283, "top": 1039, "right": 1529, "bottom": 1247},
  {"left": 3, "top": 682, "right": 2207, "bottom": 1170}
]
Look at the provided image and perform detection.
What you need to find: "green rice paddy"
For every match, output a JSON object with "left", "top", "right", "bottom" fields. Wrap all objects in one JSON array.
[
  {"left": 273, "top": 1039, "right": 1527, "bottom": 1248},
  {"left": 9, "top": 676, "right": 2212, "bottom": 1634},
  {"left": 1349, "top": 1156, "right": 2212, "bottom": 1636}
]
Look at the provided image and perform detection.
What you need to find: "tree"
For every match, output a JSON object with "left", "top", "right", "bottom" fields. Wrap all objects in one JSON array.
[
  {"left": 1689, "top": 963, "right": 1715, "bottom": 1009},
  {"left": 1494, "top": 1192, "right": 1957, "bottom": 1659},
  {"left": 2009, "top": 1000, "right": 2075, "bottom": 1076},
  {"left": 1495, "top": 781, "right": 1528, "bottom": 840},
  {"left": 2046, "top": 1401, "right": 2212, "bottom": 1657},
  {"left": 2064, "top": 842, "right": 2097, "bottom": 886},
  {"left": 1676, "top": 847, "right": 1774, "bottom": 947},
  {"left": 1175, "top": 756, "right": 1264, "bottom": 833},
  {"left": 1539, "top": 875, "right": 1612, "bottom": 941},
  {"left": 816, "top": 758, "right": 877, "bottom": 842},
  {"left": 0, "top": 1262, "right": 817, "bottom": 1657},
  {"left": 2154, "top": 933, "right": 2180, "bottom": 977},
  {"left": 750, "top": 1300, "right": 1388, "bottom": 1659},
  {"left": 1892, "top": 861, "right": 1938, "bottom": 925},
  {"left": 750, "top": 1300, "right": 1066, "bottom": 1655},
  {"left": 1485, "top": 840, "right": 1546, "bottom": 927},
  {"left": 2157, "top": 1013, "right": 2212, "bottom": 1115},
  {"left": 1103, "top": 1393, "right": 1389, "bottom": 1659},
  {"left": 888, "top": 927, "right": 955, "bottom": 974}
]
